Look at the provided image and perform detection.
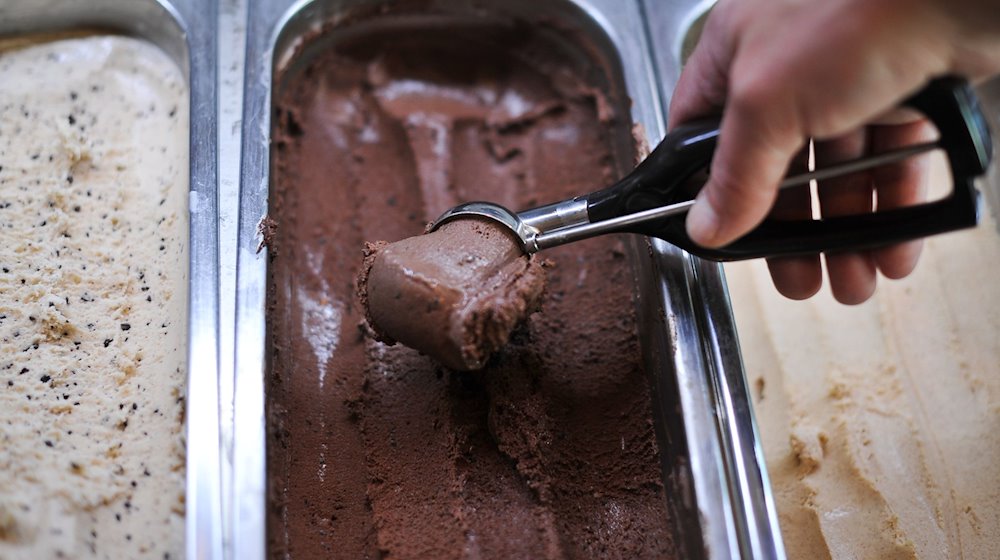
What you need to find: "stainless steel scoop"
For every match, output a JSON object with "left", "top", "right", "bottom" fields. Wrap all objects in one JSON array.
[{"left": 431, "top": 77, "right": 993, "bottom": 261}]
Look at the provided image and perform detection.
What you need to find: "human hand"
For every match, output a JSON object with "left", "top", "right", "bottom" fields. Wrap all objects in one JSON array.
[{"left": 670, "top": 0, "right": 1000, "bottom": 303}]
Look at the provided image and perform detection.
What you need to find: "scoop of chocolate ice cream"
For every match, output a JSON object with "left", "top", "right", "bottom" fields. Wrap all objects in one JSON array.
[{"left": 357, "top": 217, "right": 545, "bottom": 370}]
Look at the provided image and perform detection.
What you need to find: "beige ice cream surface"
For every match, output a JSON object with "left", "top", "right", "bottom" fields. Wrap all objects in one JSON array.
[
  {"left": 0, "top": 36, "right": 188, "bottom": 558},
  {"left": 729, "top": 180, "right": 1000, "bottom": 558}
]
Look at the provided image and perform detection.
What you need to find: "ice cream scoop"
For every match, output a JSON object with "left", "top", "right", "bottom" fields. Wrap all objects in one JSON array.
[
  {"left": 359, "top": 77, "right": 991, "bottom": 369},
  {"left": 433, "top": 78, "right": 991, "bottom": 260}
]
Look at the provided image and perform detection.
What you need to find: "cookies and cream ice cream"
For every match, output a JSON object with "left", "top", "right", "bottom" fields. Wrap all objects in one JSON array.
[{"left": 0, "top": 35, "right": 188, "bottom": 559}]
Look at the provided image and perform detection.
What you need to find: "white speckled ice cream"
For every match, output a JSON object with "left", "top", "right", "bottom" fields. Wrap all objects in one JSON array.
[
  {"left": 728, "top": 164, "right": 1000, "bottom": 559},
  {"left": 0, "top": 36, "right": 188, "bottom": 559}
]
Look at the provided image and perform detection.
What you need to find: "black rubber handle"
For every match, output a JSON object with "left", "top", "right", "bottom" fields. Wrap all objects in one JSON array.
[{"left": 586, "top": 76, "right": 993, "bottom": 261}]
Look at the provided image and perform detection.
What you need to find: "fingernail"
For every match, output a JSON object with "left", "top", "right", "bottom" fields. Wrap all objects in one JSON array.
[{"left": 686, "top": 193, "right": 720, "bottom": 247}]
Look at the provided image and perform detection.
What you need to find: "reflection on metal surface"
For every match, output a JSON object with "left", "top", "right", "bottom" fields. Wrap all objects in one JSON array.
[{"left": 218, "top": 0, "right": 249, "bottom": 556}]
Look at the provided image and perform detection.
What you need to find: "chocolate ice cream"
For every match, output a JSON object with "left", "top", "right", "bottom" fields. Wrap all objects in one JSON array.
[
  {"left": 357, "top": 217, "right": 545, "bottom": 371},
  {"left": 266, "top": 20, "right": 675, "bottom": 559}
]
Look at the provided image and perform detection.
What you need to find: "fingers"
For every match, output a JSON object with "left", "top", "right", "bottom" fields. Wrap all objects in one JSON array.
[
  {"left": 671, "top": 5, "right": 759, "bottom": 248},
  {"left": 868, "top": 120, "right": 934, "bottom": 278},
  {"left": 767, "top": 145, "right": 822, "bottom": 299},
  {"left": 755, "top": 122, "right": 931, "bottom": 304},
  {"left": 665, "top": 0, "right": 956, "bottom": 304},
  {"left": 815, "top": 129, "right": 878, "bottom": 304}
]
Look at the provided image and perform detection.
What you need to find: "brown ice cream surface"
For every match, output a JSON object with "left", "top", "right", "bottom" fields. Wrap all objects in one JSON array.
[
  {"left": 358, "top": 217, "right": 545, "bottom": 371},
  {"left": 267, "top": 21, "right": 674, "bottom": 559}
]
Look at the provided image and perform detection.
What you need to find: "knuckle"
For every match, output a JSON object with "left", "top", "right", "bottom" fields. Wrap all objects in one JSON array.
[{"left": 729, "top": 76, "right": 777, "bottom": 119}]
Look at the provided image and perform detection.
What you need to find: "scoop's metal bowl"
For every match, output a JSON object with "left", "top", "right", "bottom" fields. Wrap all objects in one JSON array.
[{"left": 431, "top": 202, "right": 537, "bottom": 253}]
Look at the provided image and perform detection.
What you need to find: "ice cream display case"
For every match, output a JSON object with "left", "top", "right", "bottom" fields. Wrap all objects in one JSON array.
[
  {"left": 0, "top": 0, "right": 221, "bottom": 559},
  {"left": 6, "top": 0, "right": 999, "bottom": 557},
  {"left": 232, "top": 0, "right": 783, "bottom": 558}
]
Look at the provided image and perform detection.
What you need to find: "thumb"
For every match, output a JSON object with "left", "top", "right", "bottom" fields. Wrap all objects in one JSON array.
[{"left": 686, "top": 78, "right": 804, "bottom": 248}]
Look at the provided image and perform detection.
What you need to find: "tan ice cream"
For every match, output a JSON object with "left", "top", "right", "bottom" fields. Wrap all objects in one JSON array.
[
  {"left": 728, "top": 171, "right": 1000, "bottom": 557},
  {"left": 0, "top": 36, "right": 188, "bottom": 558}
]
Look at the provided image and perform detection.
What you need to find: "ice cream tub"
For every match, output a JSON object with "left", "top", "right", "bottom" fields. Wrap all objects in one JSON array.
[
  {"left": 0, "top": 1, "right": 221, "bottom": 558},
  {"left": 234, "top": 0, "right": 780, "bottom": 558}
]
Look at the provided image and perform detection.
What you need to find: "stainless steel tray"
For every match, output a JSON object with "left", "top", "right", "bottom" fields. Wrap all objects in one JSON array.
[
  {"left": 0, "top": 1, "right": 223, "bottom": 558},
  {"left": 642, "top": 1, "right": 786, "bottom": 558},
  {"left": 233, "top": 0, "right": 780, "bottom": 558}
]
